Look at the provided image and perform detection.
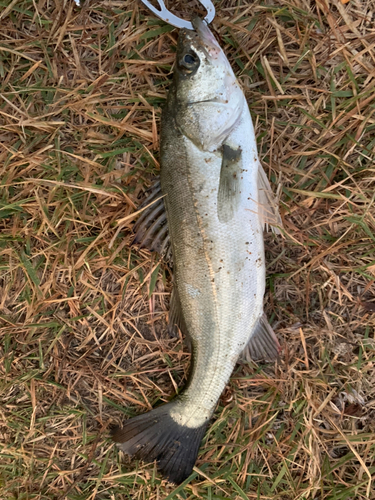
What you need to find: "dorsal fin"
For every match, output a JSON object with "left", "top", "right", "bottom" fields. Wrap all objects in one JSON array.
[
  {"left": 133, "top": 180, "right": 172, "bottom": 260},
  {"left": 168, "top": 288, "right": 189, "bottom": 340}
]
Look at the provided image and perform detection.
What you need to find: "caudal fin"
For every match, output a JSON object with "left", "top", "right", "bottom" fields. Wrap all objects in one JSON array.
[{"left": 111, "top": 403, "right": 208, "bottom": 484}]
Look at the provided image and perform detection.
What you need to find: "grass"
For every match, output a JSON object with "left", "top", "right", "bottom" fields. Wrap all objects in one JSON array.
[{"left": 0, "top": 0, "right": 375, "bottom": 498}]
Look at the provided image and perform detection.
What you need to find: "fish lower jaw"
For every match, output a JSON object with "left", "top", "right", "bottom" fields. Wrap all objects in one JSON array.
[{"left": 169, "top": 404, "right": 213, "bottom": 429}]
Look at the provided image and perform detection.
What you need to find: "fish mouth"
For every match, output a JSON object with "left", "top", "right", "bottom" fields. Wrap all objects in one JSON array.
[
  {"left": 186, "top": 97, "right": 227, "bottom": 105},
  {"left": 191, "top": 17, "right": 221, "bottom": 52},
  {"left": 191, "top": 16, "right": 220, "bottom": 49},
  {"left": 179, "top": 17, "right": 221, "bottom": 60},
  {"left": 191, "top": 17, "right": 221, "bottom": 58}
]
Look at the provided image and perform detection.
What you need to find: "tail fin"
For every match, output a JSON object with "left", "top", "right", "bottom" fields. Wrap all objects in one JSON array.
[{"left": 111, "top": 403, "right": 208, "bottom": 484}]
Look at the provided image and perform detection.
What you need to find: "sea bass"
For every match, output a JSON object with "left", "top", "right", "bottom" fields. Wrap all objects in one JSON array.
[{"left": 112, "top": 18, "right": 281, "bottom": 484}]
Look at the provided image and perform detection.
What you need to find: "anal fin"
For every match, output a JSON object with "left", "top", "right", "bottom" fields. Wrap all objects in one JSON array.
[{"left": 241, "top": 313, "right": 281, "bottom": 362}]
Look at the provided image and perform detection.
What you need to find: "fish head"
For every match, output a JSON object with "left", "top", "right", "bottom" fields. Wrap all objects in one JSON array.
[
  {"left": 175, "top": 19, "right": 243, "bottom": 106},
  {"left": 172, "top": 18, "right": 245, "bottom": 151}
]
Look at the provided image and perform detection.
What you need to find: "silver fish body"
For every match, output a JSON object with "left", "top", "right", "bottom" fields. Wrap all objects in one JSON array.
[
  {"left": 161, "top": 89, "right": 266, "bottom": 429},
  {"left": 113, "top": 18, "right": 281, "bottom": 484}
]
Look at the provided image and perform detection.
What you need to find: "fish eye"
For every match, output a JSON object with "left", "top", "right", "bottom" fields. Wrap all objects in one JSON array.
[
  {"left": 178, "top": 50, "right": 200, "bottom": 73},
  {"left": 184, "top": 54, "right": 196, "bottom": 64}
]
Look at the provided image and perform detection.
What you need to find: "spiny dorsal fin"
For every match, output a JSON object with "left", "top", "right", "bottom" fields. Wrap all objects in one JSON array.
[
  {"left": 241, "top": 313, "right": 281, "bottom": 362},
  {"left": 217, "top": 144, "right": 242, "bottom": 223},
  {"left": 257, "top": 165, "right": 282, "bottom": 234},
  {"left": 133, "top": 180, "right": 172, "bottom": 261}
]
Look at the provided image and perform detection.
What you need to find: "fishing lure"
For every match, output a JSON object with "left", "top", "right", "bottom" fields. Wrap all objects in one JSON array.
[{"left": 139, "top": 0, "right": 215, "bottom": 30}]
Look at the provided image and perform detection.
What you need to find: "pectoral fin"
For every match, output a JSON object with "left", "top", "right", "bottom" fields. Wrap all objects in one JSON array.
[
  {"left": 240, "top": 313, "right": 281, "bottom": 362},
  {"left": 217, "top": 144, "right": 242, "bottom": 223}
]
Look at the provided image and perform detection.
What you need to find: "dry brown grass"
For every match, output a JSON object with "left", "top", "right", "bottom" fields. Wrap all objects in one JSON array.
[{"left": 1, "top": 0, "right": 375, "bottom": 498}]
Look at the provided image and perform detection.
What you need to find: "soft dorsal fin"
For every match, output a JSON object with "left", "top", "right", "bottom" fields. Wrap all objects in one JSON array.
[
  {"left": 240, "top": 313, "right": 281, "bottom": 362},
  {"left": 168, "top": 288, "right": 187, "bottom": 338},
  {"left": 257, "top": 165, "right": 282, "bottom": 234}
]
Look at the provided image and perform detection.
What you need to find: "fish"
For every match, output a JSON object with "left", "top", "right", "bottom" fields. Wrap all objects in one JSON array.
[{"left": 112, "top": 17, "right": 282, "bottom": 485}]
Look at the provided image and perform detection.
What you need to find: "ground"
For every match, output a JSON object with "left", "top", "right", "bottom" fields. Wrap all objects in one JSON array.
[{"left": 1, "top": 0, "right": 375, "bottom": 499}]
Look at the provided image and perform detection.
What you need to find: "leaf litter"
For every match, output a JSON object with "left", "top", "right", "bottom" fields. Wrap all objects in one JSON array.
[{"left": 0, "top": 0, "right": 375, "bottom": 499}]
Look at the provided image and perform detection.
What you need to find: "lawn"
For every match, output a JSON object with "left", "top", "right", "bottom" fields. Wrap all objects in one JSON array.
[{"left": 0, "top": 0, "right": 375, "bottom": 499}]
